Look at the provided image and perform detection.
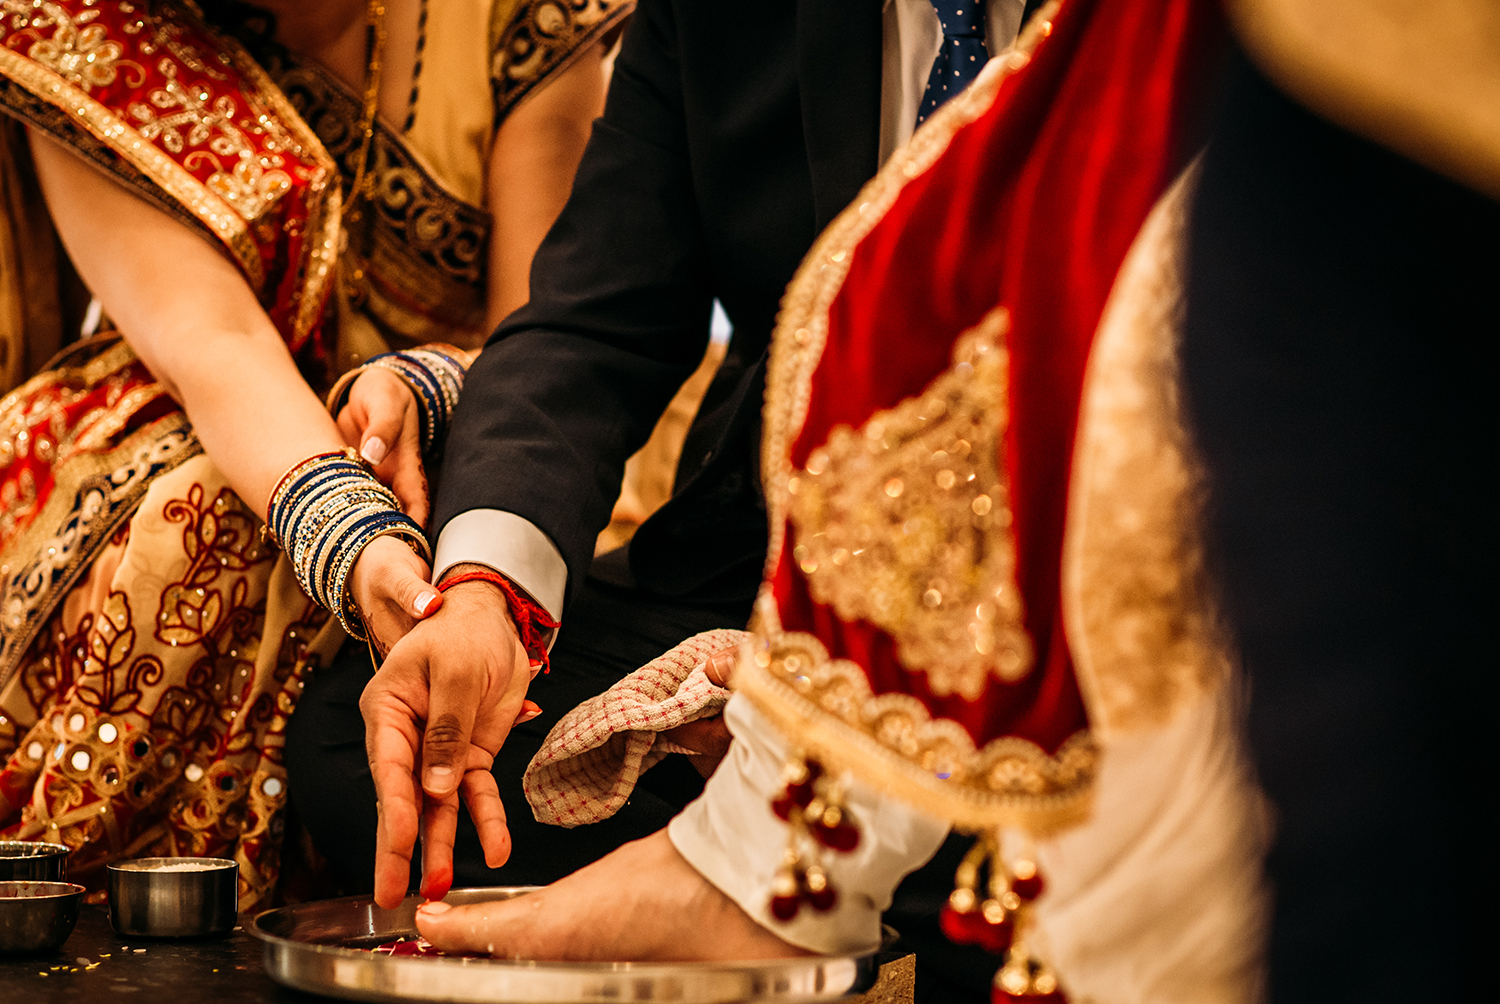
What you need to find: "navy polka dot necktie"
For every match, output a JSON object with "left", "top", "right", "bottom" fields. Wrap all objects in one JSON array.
[{"left": 917, "top": 0, "right": 990, "bottom": 125}]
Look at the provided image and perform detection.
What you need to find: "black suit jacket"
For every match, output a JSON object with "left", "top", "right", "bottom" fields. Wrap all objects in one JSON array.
[{"left": 433, "top": 0, "right": 884, "bottom": 608}]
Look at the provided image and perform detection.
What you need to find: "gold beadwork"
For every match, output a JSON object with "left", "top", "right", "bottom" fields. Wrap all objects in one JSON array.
[{"left": 787, "top": 309, "right": 1032, "bottom": 700}]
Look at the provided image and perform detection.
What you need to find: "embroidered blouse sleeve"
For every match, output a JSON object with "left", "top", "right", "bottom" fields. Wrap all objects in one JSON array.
[{"left": 489, "top": 0, "right": 636, "bottom": 122}]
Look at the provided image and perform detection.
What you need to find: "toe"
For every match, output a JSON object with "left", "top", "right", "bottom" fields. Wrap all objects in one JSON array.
[{"left": 416, "top": 897, "right": 537, "bottom": 957}]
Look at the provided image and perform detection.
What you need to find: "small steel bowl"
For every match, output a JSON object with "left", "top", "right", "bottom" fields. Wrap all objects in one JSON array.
[
  {"left": 0, "top": 880, "right": 84, "bottom": 954},
  {"left": 107, "top": 857, "right": 239, "bottom": 938},
  {"left": 0, "top": 841, "right": 69, "bottom": 882}
]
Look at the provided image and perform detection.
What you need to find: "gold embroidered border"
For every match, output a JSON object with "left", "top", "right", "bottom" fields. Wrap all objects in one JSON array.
[
  {"left": 737, "top": 592, "right": 1096, "bottom": 833},
  {"left": 271, "top": 59, "right": 487, "bottom": 335},
  {"left": 0, "top": 42, "right": 263, "bottom": 292},
  {"left": 0, "top": 81, "right": 210, "bottom": 246},
  {"left": 490, "top": 0, "right": 634, "bottom": 119},
  {"left": 761, "top": 5, "right": 1060, "bottom": 580},
  {"left": 787, "top": 311, "right": 1035, "bottom": 700}
]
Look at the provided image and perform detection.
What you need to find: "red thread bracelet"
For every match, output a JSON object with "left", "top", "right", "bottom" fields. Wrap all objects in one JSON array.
[{"left": 437, "top": 570, "right": 559, "bottom": 674}]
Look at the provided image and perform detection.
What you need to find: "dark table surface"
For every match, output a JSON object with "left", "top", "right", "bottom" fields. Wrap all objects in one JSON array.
[{"left": 0, "top": 904, "right": 328, "bottom": 1003}]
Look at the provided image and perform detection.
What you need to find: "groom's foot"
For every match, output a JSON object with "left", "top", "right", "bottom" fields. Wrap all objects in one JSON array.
[{"left": 415, "top": 828, "right": 814, "bottom": 961}]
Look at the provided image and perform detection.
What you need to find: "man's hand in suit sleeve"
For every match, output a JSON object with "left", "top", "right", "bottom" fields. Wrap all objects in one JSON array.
[{"left": 360, "top": 568, "right": 541, "bottom": 908}]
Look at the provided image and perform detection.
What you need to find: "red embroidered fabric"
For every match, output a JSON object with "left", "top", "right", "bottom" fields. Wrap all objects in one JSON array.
[
  {"left": 0, "top": 0, "right": 338, "bottom": 371},
  {"left": 772, "top": 0, "right": 1227, "bottom": 752},
  {"left": 0, "top": 0, "right": 339, "bottom": 907}
]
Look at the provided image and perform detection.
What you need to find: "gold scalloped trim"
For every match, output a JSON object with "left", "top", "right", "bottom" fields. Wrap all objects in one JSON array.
[{"left": 738, "top": 591, "right": 1096, "bottom": 833}]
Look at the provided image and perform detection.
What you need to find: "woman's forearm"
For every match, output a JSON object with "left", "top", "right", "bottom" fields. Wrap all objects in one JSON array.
[
  {"left": 27, "top": 129, "right": 348, "bottom": 521},
  {"left": 156, "top": 326, "right": 349, "bottom": 519},
  {"left": 484, "top": 42, "right": 610, "bottom": 328}
]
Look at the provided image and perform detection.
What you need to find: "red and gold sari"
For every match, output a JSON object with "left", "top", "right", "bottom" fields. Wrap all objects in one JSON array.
[{"left": 0, "top": 0, "right": 632, "bottom": 908}]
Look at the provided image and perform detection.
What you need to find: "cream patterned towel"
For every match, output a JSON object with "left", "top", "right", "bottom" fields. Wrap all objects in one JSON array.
[{"left": 523, "top": 629, "right": 746, "bottom": 827}]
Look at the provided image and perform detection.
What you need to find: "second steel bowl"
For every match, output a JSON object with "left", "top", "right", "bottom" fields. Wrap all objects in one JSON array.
[
  {"left": 107, "top": 857, "right": 239, "bottom": 937},
  {"left": 0, "top": 840, "right": 69, "bottom": 882},
  {"left": 0, "top": 880, "right": 85, "bottom": 954}
]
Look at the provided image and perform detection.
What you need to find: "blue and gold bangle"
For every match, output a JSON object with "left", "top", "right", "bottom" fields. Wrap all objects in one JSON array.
[
  {"left": 324, "top": 348, "right": 469, "bottom": 459},
  {"left": 265, "top": 450, "right": 431, "bottom": 640}
]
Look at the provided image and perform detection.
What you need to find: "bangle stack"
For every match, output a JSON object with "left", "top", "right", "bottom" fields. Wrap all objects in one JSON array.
[
  {"left": 327, "top": 349, "right": 467, "bottom": 457},
  {"left": 266, "top": 449, "right": 431, "bottom": 640}
]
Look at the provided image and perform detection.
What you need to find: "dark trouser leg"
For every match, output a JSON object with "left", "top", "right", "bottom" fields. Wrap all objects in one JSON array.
[
  {"left": 1181, "top": 57, "right": 1497, "bottom": 1003},
  {"left": 285, "top": 571, "right": 752, "bottom": 893}
]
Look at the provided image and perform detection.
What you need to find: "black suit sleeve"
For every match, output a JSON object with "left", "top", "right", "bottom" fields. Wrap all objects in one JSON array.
[{"left": 431, "top": 0, "right": 713, "bottom": 603}]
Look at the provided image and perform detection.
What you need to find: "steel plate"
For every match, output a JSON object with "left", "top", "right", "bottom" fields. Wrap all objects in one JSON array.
[{"left": 251, "top": 887, "right": 877, "bottom": 1003}]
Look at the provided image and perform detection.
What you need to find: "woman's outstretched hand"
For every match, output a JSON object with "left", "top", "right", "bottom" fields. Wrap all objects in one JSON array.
[
  {"left": 348, "top": 535, "right": 444, "bottom": 660},
  {"left": 337, "top": 367, "right": 429, "bottom": 526}
]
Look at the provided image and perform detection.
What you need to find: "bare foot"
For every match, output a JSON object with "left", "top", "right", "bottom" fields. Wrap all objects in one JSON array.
[{"left": 415, "top": 828, "right": 814, "bottom": 961}]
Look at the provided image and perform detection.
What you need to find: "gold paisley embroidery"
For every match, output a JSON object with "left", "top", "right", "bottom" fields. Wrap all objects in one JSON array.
[
  {"left": 127, "top": 57, "right": 291, "bottom": 221},
  {"left": 737, "top": 601, "right": 1097, "bottom": 832},
  {"left": 20, "top": 1, "right": 131, "bottom": 91},
  {"left": 203, "top": 155, "right": 291, "bottom": 225},
  {"left": 788, "top": 310, "right": 1032, "bottom": 700},
  {"left": 491, "top": 0, "right": 633, "bottom": 119}
]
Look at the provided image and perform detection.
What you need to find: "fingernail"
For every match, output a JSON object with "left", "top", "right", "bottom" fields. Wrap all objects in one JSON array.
[
  {"left": 517, "top": 702, "right": 542, "bottom": 724},
  {"left": 417, "top": 901, "right": 451, "bottom": 916},
  {"left": 413, "top": 590, "right": 439, "bottom": 617},
  {"left": 425, "top": 765, "right": 455, "bottom": 793},
  {"left": 361, "top": 436, "right": 388, "bottom": 465}
]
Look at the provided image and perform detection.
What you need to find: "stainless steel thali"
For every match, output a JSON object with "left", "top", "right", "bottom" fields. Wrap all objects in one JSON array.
[{"left": 251, "top": 887, "right": 877, "bottom": 1003}]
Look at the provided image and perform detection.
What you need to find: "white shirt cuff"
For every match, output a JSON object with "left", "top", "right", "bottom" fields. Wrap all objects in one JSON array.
[{"left": 432, "top": 509, "right": 568, "bottom": 631}]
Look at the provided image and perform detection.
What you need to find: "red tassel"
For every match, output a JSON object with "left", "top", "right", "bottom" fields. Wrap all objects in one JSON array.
[{"left": 770, "top": 894, "right": 801, "bottom": 922}]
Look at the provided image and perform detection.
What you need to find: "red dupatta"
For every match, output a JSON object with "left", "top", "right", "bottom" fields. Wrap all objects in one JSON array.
[{"left": 0, "top": 0, "right": 339, "bottom": 360}]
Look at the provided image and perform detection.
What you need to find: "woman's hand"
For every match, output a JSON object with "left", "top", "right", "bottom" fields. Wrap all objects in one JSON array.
[
  {"left": 337, "top": 367, "right": 429, "bottom": 526},
  {"left": 348, "top": 534, "right": 444, "bottom": 660}
]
